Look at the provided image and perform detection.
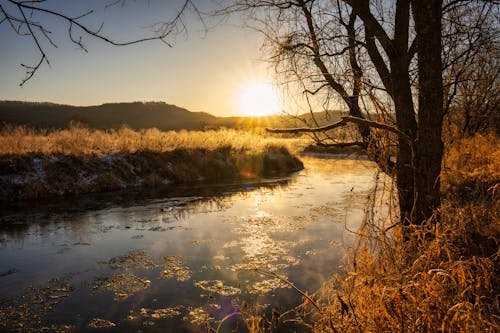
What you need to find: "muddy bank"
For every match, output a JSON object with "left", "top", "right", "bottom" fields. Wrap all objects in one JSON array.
[{"left": 0, "top": 146, "right": 303, "bottom": 202}]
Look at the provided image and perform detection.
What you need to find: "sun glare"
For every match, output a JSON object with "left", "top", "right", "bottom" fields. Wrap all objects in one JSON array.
[{"left": 237, "top": 80, "right": 282, "bottom": 117}]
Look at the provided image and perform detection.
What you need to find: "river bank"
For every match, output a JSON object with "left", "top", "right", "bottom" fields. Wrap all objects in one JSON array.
[
  {"left": 0, "top": 145, "right": 303, "bottom": 202},
  {"left": 0, "top": 126, "right": 308, "bottom": 203}
]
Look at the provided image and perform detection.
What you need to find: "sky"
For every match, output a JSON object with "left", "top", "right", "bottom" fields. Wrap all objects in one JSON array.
[{"left": 0, "top": 0, "right": 281, "bottom": 116}]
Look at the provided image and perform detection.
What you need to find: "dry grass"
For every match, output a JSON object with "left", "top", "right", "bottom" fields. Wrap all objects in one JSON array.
[
  {"left": 0, "top": 124, "right": 308, "bottom": 156},
  {"left": 224, "top": 134, "right": 499, "bottom": 332},
  {"left": 0, "top": 125, "right": 307, "bottom": 202},
  {"left": 294, "top": 134, "right": 499, "bottom": 332}
]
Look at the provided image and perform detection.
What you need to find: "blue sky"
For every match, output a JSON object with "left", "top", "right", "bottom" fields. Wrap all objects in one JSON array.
[{"left": 0, "top": 0, "right": 275, "bottom": 116}]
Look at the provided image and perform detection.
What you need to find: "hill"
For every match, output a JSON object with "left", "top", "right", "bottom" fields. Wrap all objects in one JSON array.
[
  {"left": 0, "top": 101, "right": 218, "bottom": 130},
  {"left": 0, "top": 100, "right": 347, "bottom": 130}
]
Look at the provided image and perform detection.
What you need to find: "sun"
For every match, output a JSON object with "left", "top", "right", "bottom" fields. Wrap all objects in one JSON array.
[{"left": 237, "top": 80, "right": 282, "bottom": 117}]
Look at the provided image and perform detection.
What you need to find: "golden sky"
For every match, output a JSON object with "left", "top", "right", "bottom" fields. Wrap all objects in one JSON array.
[{"left": 0, "top": 1, "right": 281, "bottom": 117}]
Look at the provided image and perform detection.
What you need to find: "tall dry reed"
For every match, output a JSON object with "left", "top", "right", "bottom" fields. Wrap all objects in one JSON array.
[
  {"left": 220, "top": 134, "right": 499, "bottom": 332},
  {"left": 0, "top": 124, "right": 308, "bottom": 156},
  {"left": 299, "top": 134, "right": 499, "bottom": 332}
]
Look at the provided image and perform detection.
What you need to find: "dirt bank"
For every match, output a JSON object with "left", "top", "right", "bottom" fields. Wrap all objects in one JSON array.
[{"left": 0, "top": 146, "right": 303, "bottom": 202}]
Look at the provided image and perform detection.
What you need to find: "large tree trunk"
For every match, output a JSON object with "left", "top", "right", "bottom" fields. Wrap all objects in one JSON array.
[
  {"left": 391, "top": 0, "right": 418, "bottom": 225},
  {"left": 391, "top": 58, "right": 418, "bottom": 225},
  {"left": 412, "top": 0, "right": 444, "bottom": 224}
]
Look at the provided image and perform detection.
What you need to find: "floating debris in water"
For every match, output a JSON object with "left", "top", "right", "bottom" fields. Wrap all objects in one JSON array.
[
  {"left": 38, "top": 325, "right": 74, "bottom": 333},
  {"left": 0, "top": 278, "right": 73, "bottom": 332},
  {"left": 194, "top": 280, "right": 240, "bottom": 296},
  {"left": 248, "top": 278, "right": 291, "bottom": 294},
  {"left": 232, "top": 215, "right": 299, "bottom": 233},
  {"left": 148, "top": 226, "right": 167, "bottom": 231},
  {"left": 305, "top": 249, "right": 325, "bottom": 256},
  {"left": 131, "top": 307, "right": 182, "bottom": 320},
  {"left": 186, "top": 307, "right": 212, "bottom": 326},
  {"left": 93, "top": 273, "right": 151, "bottom": 300},
  {"left": 88, "top": 318, "right": 116, "bottom": 329},
  {"left": 100, "top": 249, "right": 157, "bottom": 271},
  {"left": 226, "top": 234, "right": 300, "bottom": 273},
  {"left": 328, "top": 239, "right": 343, "bottom": 247},
  {"left": 0, "top": 268, "right": 18, "bottom": 277},
  {"left": 161, "top": 255, "right": 191, "bottom": 282}
]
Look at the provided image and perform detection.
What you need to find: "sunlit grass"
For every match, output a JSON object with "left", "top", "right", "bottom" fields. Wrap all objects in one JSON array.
[
  {"left": 217, "top": 134, "right": 499, "bottom": 332},
  {"left": 0, "top": 125, "right": 308, "bottom": 202},
  {"left": 0, "top": 124, "right": 309, "bottom": 156},
  {"left": 299, "top": 134, "right": 500, "bottom": 333}
]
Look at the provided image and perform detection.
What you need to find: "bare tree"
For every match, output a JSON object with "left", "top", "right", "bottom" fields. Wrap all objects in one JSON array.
[
  {"left": 442, "top": 1, "right": 500, "bottom": 137},
  {"left": 220, "top": 0, "right": 497, "bottom": 225},
  {"left": 0, "top": 0, "right": 201, "bottom": 85}
]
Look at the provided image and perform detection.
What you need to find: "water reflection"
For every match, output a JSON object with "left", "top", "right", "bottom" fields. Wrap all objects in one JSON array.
[{"left": 0, "top": 157, "right": 382, "bottom": 332}]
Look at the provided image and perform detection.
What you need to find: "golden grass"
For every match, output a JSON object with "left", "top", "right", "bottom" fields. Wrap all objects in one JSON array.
[
  {"left": 0, "top": 125, "right": 307, "bottom": 202},
  {"left": 295, "top": 134, "right": 500, "bottom": 332},
  {"left": 225, "top": 134, "right": 499, "bottom": 332},
  {"left": 0, "top": 124, "right": 308, "bottom": 156}
]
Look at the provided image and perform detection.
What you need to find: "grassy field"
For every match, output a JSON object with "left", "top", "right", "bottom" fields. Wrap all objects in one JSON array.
[
  {"left": 0, "top": 124, "right": 309, "bottom": 156},
  {"left": 0, "top": 126, "right": 308, "bottom": 202}
]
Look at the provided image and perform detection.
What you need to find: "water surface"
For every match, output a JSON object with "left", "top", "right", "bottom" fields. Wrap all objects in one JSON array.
[{"left": 0, "top": 156, "right": 379, "bottom": 332}]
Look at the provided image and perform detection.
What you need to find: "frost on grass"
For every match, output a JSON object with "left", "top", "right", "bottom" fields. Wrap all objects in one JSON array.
[
  {"left": 161, "top": 255, "right": 191, "bottom": 282},
  {"left": 194, "top": 280, "right": 241, "bottom": 296},
  {"left": 93, "top": 273, "right": 151, "bottom": 300}
]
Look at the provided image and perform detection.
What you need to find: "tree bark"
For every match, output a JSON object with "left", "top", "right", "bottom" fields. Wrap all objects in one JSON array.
[
  {"left": 412, "top": 0, "right": 444, "bottom": 224},
  {"left": 390, "top": 0, "right": 418, "bottom": 225},
  {"left": 391, "top": 58, "right": 417, "bottom": 225}
]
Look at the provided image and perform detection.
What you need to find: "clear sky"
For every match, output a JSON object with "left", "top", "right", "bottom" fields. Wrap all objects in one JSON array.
[{"left": 0, "top": 0, "right": 281, "bottom": 116}]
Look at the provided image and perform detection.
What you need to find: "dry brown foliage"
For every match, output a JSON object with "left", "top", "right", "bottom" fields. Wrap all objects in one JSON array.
[
  {"left": 295, "top": 134, "right": 499, "bottom": 332},
  {"left": 220, "top": 135, "right": 498, "bottom": 332}
]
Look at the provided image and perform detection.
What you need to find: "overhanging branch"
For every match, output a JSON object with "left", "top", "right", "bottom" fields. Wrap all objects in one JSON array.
[{"left": 266, "top": 116, "right": 412, "bottom": 143}]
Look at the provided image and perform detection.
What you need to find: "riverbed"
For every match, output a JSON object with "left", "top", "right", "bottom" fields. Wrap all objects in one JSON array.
[{"left": 0, "top": 156, "right": 383, "bottom": 332}]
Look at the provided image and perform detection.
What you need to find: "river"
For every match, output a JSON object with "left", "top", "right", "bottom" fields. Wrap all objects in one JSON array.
[{"left": 0, "top": 156, "right": 383, "bottom": 332}]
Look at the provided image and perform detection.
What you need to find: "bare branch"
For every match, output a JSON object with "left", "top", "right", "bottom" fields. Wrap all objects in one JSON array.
[
  {"left": 4, "top": 0, "right": 199, "bottom": 84},
  {"left": 267, "top": 116, "right": 412, "bottom": 143}
]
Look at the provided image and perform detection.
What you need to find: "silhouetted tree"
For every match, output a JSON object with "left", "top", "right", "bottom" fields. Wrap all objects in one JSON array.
[
  {"left": 441, "top": 2, "right": 499, "bottom": 137},
  {"left": 221, "top": 0, "right": 497, "bottom": 225}
]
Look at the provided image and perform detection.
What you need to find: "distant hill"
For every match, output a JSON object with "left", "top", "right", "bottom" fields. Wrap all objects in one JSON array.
[{"left": 0, "top": 100, "right": 346, "bottom": 130}]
